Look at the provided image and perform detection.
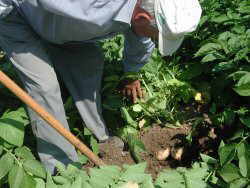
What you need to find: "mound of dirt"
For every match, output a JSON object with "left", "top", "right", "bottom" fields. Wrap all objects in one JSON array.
[
  {"left": 97, "top": 125, "right": 190, "bottom": 177},
  {"left": 139, "top": 125, "right": 190, "bottom": 178},
  {"left": 85, "top": 124, "right": 219, "bottom": 178}
]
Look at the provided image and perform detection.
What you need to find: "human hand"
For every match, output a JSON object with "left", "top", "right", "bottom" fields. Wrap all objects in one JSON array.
[{"left": 121, "top": 80, "right": 143, "bottom": 103}]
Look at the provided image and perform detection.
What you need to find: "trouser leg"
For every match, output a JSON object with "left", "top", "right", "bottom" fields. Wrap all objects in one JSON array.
[
  {"left": 49, "top": 44, "right": 110, "bottom": 141},
  {"left": 0, "top": 10, "right": 78, "bottom": 173}
]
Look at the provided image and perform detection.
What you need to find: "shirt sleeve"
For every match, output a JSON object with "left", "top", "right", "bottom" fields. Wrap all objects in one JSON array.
[
  {"left": 123, "top": 29, "right": 155, "bottom": 72},
  {"left": 38, "top": 0, "right": 128, "bottom": 27}
]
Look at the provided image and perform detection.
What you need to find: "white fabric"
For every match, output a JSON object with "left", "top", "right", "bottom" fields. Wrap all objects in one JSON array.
[{"left": 154, "top": 0, "right": 202, "bottom": 56}]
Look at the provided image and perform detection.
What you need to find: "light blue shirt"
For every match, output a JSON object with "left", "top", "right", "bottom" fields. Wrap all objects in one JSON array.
[{"left": 0, "top": 0, "right": 155, "bottom": 72}]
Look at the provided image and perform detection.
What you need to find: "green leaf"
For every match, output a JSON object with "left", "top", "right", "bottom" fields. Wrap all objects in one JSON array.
[
  {"left": 90, "top": 136, "right": 99, "bottom": 155},
  {"left": 219, "top": 140, "right": 225, "bottom": 148},
  {"left": 180, "top": 63, "right": 204, "bottom": 80},
  {"left": 64, "top": 164, "right": 83, "bottom": 180},
  {"left": 2, "top": 108, "right": 29, "bottom": 126},
  {"left": 238, "top": 1, "right": 250, "bottom": 14},
  {"left": 223, "top": 109, "right": 235, "bottom": 125},
  {"left": 121, "top": 163, "right": 150, "bottom": 183},
  {"left": 200, "top": 154, "right": 218, "bottom": 164},
  {"left": 23, "top": 159, "right": 46, "bottom": 179},
  {"left": 128, "top": 135, "right": 146, "bottom": 163},
  {"left": 219, "top": 144, "right": 236, "bottom": 166},
  {"left": 132, "top": 104, "right": 143, "bottom": 112},
  {"left": 120, "top": 107, "right": 137, "bottom": 128},
  {"left": 15, "top": 146, "right": 36, "bottom": 160},
  {"left": 229, "top": 71, "right": 249, "bottom": 81},
  {"left": 122, "top": 163, "right": 147, "bottom": 175},
  {"left": 82, "top": 181, "right": 92, "bottom": 188},
  {"left": 0, "top": 139, "right": 15, "bottom": 149},
  {"left": 233, "top": 72, "right": 250, "bottom": 96},
  {"left": 212, "top": 62, "right": 235, "bottom": 73},
  {"left": 229, "top": 178, "right": 249, "bottom": 188},
  {"left": 218, "top": 163, "right": 241, "bottom": 183},
  {"left": 22, "top": 173, "right": 36, "bottom": 188},
  {"left": 46, "top": 172, "right": 58, "bottom": 188},
  {"left": 8, "top": 165, "right": 23, "bottom": 187},
  {"left": 71, "top": 175, "right": 83, "bottom": 188},
  {"left": 155, "top": 163, "right": 210, "bottom": 188},
  {"left": 0, "top": 152, "right": 14, "bottom": 179},
  {"left": 55, "top": 162, "right": 66, "bottom": 176},
  {"left": 0, "top": 117, "right": 25, "bottom": 147},
  {"left": 235, "top": 48, "right": 249, "bottom": 62},
  {"left": 53, "top": 176, "right": 69, "bottom": 185},
  {"left": 89, "top": 166, "right": 121, "bottom": 187},
  {"left": 117, "top": 126, "right": 138, "bottom": 140},
  {"left": 240, "top": 116, "right": 250, "bottom": 128},
  {"left": 229, "top": 129, "right": 244, "bottom": 141},
  {"left": 34, "top": 178, "right": 46, "bottom": 188},
  {"left": 155, "top": 169, "right": 184, "bottom": 187},
  {"left": 83, "top": 127, "right": 92, "bottom": 136},
  {"left": 234, "top": 84, "right": 250, "bottom": 97},
  {"left": 8, "top": 165, "right": 32, "bottom": 188},
  {"left": 195, "top": 43, "right": 221, "bottom": 57},
  {"left": 141, "top": 176, "right": 154, "bottom": 188},
  {"left": 77, "top": 153, "right": 88, "bottom": 165},
  {"left": 201, "top": 53, "right": 218, "bottom": 63},
  {"left": 181, "top": 163, "right": 211, "bottom": 188},
  {"left": 237, "top": 143, "right": 250, "bottom": 177},
  {"left": 0, "top": 145, "right": 3, "bottom": 156},
  {"left": 211, "top": 14, "right": 230, "bottom": 23},
  {"left": 64, "top": 97, "right": 74, "bottom": 111}
]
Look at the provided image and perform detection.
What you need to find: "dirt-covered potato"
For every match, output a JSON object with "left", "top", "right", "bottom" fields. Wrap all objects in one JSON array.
[
  {"left": 171, "top": 147, "right": 184, "bottom": 161},
  {"left": 156, "top": 147, "right": 171, "bottom": 161},
  {"left": 121, "top": 181, "right": 139, "bottom": 188}
]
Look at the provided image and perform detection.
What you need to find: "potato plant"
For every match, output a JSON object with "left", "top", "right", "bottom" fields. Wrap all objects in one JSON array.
[{"left": 0, "top": 0, "right": 250, "bottom": 187}]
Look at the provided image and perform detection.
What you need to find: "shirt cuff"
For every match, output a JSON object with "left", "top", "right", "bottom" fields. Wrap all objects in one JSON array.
[
  {"left": 123, "top": 61, "right": 147, "bottom": 72},
  {"left": 0, "top": 0, "right": 13, "bottom": 18},
  {"left": 113, "top": 0, "right": 137, "bottom": 25}
]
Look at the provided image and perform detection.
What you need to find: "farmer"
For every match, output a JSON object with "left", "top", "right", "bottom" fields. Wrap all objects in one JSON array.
[{"left": 0, "top": 0, "right": 201, "bottom": 173}]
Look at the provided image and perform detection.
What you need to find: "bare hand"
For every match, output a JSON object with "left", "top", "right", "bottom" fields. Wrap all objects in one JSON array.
[{"left": 121, "top": 80, "right": 143, "bottom": 103}]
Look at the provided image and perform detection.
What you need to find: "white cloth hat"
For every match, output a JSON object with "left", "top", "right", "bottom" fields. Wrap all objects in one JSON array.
[{"left": 154, "top": 0, "right": 202, "bottom": 56}]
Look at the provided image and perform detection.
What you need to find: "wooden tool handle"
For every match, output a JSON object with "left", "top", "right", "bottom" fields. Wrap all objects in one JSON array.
[{"left": 0, "top": 70, "right": 105, "bottom": 166}]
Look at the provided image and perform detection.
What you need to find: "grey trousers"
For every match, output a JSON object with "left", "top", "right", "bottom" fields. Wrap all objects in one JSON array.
[{"left": 0, "top": 9, "right": 109, "bottom": 173}]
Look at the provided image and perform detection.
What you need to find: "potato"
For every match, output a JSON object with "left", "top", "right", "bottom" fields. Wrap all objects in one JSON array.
[
  {"left": 156, "top": 147, "right": 171, "bottom": 161},
  {"left": 194, "top": 92, "right": 202, "bottom": 102},
  {"left": 171, "top": 147, "right": 184, "bottom": 161},
  {"left": 121, "top": 181, "right": 139, "bottom": 188}
]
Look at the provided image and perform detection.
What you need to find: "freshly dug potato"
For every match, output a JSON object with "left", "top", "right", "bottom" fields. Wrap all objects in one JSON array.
[
  {"left": 139, "top": 119, "right": 146, "bottom": 129},
  {"left": 121, "top": 181, "right": 139, "bottom": 188},
  {"left": 171, "top": 147, "right": 184, "bottom": 161},
  {"left": 156, "top": 147, "right": 171, "bottom": 161},
  {"left": 194, "top": 92, "right": 202, "bottom": 102}
]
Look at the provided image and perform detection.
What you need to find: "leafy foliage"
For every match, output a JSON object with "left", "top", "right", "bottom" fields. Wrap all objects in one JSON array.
[
  {"left": 155, "top": 162, "right": 212, "bottom": 188},
  {"left": 0, "top": 0, "right": 249, "bottom": 187}
]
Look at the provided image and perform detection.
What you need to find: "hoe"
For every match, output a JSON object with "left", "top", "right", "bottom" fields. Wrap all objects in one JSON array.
[{"left": 0, "top": 70, "right": 105, "bottom": 166}]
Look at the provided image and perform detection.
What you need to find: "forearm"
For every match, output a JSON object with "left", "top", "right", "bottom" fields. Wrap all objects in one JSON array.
[{"left": 123, "top": 29, "right": 155, "bottom": 72}]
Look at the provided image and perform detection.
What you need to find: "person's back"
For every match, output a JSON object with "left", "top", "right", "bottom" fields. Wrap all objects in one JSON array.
[{"left": 4, "top": 0, "right": 133, "bottom": 43}]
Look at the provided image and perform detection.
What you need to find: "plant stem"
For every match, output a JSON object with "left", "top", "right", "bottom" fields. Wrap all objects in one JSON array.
[{"left": 3, "top": 147, "right": 22, "bottom": 167}]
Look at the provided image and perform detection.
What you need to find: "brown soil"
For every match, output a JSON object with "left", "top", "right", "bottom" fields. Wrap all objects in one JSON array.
[
  {"left": 99, "top": 145, "right": 135, "bottom": 166},
  {"left": 139, "top": 125, "right": 190, "bottom": 178},
  {"left": 84, "top": 123, "right": 220, "bottom": 178}
]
